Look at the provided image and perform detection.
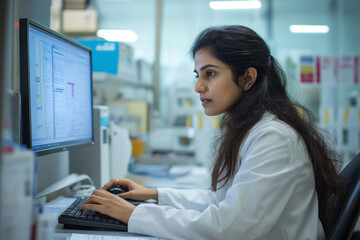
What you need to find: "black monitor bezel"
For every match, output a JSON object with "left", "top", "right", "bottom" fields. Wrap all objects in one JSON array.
[{"left": 19, "top": 18, "right": 94, "bottom": 156}]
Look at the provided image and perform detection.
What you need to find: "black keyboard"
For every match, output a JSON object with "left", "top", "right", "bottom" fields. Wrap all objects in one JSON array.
[{"left": 58, "top": 197, "right": 128, "bottom": 231}]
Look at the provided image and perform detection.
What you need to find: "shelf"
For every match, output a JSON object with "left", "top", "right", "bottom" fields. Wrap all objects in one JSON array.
[
  {"left": 92, "top": 72, "right": 154, "bottom": 90},
  {"left": 62, "top": 32, "right": 97, "bottom": 39}
]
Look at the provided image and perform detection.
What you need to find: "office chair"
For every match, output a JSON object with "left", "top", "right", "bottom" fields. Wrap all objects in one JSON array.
[{"left": 325, "top": 152, "right": 360, "bottom": 240}]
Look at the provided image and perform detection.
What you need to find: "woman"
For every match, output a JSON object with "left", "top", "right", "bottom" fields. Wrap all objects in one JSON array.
[{"left": 81, "top": 25, "right": 341, "bottom": 239}]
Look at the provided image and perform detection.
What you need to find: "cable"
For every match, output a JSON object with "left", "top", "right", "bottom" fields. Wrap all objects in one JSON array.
[
  {"left": 70, "top": 184, "right": 96, "bottom": 198},
  {"left": 69, "top": 174, "right": 96, "bottom": 197}
]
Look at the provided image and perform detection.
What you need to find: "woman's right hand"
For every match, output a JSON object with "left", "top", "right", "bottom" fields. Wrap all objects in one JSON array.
[{"left": 102, "top": 178, "right": 158, "bottom": 201}]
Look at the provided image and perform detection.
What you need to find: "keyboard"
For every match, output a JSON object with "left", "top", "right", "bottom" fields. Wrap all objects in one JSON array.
[{"left": 58, "top": 197, "right": 130, "bottom": 231}]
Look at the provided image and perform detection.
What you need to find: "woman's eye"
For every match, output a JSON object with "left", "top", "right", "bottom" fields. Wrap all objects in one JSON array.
[
  {"left": 194, "top": 74, "right": 199, "bottom": 79},
  {"left": 206, "top": 71, "right": 215, "bottom": 77}
]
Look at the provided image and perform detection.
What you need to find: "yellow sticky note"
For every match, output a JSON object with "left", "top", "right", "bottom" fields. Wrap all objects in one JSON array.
[
  {"left": 185, "top": 99, "right": 191, "bottom": 108},
  {"left": 198, "top": 114, "right": 203, "bottom": 130},
  {"left": 186, "top": 115, "right": 192, "bottom": 127},
  {"left": 324, "top": 109, "right": 329, "bottom": 125},
  {"left": 344, "top": 107, "right": 349, "bottom": 124}
]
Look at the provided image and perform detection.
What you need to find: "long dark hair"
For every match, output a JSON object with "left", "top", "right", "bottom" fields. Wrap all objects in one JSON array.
[{"left": 191, "top": 25, "right": 341, "bottom": 231}]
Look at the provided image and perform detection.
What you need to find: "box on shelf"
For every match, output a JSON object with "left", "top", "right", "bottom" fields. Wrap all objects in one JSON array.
[
  {"left": 62, "top": 9, "right": 98, "bottom": 33},
  {"left": 76, "top": 39, "right": 136, "bottom": 80},
  {"left": 64, "top": 0, "right": 88, "bottom": 9}
]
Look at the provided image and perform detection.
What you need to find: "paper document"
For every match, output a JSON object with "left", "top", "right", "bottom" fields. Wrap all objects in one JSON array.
[{"left": 70, "top": 233, "right": 162, "bottom": 240}]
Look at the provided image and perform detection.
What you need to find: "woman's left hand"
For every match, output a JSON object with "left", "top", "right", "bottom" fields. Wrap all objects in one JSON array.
[{"left": 81, "top": 189, "right": 136, "bottom": 224}]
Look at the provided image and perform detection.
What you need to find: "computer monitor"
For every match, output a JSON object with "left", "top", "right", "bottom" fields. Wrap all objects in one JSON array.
[{"left": 19, "top": 18, "right": 94, "bottom": 156}]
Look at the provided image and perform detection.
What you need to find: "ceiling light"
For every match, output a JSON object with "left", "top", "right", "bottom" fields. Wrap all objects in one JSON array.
[
  {"left": 289, "top": 25, "right": 329, "bottom": 34},
  {"left": 96, "top": 29, "right": 138, "bottom": 42},
  {"left": 209, "top": 1, "right": 261, "bottom": 10}
]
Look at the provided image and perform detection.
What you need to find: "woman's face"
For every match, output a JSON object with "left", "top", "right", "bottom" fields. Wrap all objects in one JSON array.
[{"left": 194, "top": 48, "right": 244, "bottom": 116}]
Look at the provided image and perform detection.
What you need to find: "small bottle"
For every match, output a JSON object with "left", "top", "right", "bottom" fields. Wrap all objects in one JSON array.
[{"left": 36, "top": 206, "right": 57, "bottom": 240}]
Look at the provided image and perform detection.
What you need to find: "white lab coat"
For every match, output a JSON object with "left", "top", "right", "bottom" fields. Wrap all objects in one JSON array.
[{"left": 128, "top": 113, "right": 325, "bottom": 240}]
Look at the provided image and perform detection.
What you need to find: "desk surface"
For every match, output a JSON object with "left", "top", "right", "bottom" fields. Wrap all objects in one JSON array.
[
  {"left": 128, "top": 165, "right": 210, "bottom": 189},
  {"left": 44, "top": 165, "right": 210, "bottom": 240}
]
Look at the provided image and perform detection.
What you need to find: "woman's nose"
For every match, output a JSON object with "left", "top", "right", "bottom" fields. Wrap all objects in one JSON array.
[{"left": 195, "top": 79, "right": 205, "bottom": 93}]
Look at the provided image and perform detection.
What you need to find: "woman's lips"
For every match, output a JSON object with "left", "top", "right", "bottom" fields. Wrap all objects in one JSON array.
[{"left": 200, "top": 97, "right": 211, "bottom": 106}]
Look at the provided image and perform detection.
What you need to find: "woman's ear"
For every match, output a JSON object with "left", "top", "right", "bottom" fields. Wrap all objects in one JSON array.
[{"left": 242, "top": 67, "right": 257, "bottom": 91}]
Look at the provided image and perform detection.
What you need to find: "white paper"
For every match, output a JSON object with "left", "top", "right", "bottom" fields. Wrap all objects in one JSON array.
[{"left": 44, "top": 197, "right": 77, "bottom": 208}]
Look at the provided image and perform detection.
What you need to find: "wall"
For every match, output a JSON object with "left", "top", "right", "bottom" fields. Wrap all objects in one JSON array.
[{"left": 85, "top": 0, "right": 360, "bottom": 152}]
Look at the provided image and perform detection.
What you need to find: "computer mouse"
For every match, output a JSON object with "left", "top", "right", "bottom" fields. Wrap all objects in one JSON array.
[{"left": 108, "top": 187, "right": 126, "bottom": 195}]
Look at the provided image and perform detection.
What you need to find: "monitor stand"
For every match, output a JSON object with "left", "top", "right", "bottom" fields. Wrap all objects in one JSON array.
[{"left": 36, "top": 151, "right": 69, "bottom": 194}]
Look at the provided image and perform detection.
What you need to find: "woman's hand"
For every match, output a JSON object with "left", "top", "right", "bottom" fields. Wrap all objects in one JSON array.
[
  {"left": 102, "top": 178, "right": 158, "bottom": 201},
  {"left": 81, "top": 189, "right": 135, "bottom": 224}
]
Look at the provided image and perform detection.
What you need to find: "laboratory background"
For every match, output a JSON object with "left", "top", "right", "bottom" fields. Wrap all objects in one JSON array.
[{"left": 0, "top": 0, "right": 360, "bottom": 239}]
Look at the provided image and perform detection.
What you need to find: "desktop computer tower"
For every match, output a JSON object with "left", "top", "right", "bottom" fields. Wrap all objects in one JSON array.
[
  {"left": 69, "top": 105, "right": 110, "bottom": 188},
  {"left": 109, "top": 121, "right": 132, "bottom": 180}
]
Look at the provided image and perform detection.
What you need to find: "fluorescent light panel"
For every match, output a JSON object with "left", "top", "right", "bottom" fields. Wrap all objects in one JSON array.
[
  {"left": 209, "top": 1, "right": 261, "bottom": 9},
  {"left": 96, "top": 29, "right": 138, "bottom": 42},
  {"left": 289, "top": 25, "right": 329, "bottom": 34}
]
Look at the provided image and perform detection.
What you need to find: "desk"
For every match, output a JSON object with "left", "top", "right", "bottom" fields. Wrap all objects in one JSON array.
[
  {"left": 44, "top": 165, "right": 210, "bottom": 240},
  {"left": 45, "top": 164, "right": 360, "bottom": 239}
]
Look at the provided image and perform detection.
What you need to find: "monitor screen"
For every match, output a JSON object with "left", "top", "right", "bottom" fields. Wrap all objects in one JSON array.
[{"left": 20, "top": 18, "right": 93, "bottom": 155}]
